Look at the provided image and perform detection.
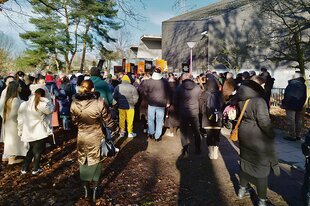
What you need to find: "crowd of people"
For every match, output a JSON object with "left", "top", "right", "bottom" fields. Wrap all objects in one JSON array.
[{"left": 0, "top": 66, "right": 307, "bottom": 205}]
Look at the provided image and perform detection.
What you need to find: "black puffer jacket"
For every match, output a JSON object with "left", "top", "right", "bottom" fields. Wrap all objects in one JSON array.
[
  {"left": 174, "top": 79, "right": 202, "bottom": 117},
  {"left": 232, "top": 80, "right": 278, "bottom": 178},
  {"left": 282, "top": 77, "right": 307, "bottom": 111}
]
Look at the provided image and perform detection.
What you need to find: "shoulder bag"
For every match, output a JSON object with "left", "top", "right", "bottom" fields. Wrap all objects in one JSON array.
[{"left": 230, "top": 99, "right": 250, "bottom": 141}]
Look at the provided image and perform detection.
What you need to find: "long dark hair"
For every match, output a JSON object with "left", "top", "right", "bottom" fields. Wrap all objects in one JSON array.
[
  {"left": 3, "top": 81, "right": 19, "bottom": 122},
  {"left": 34, "top": 88, "right": 46, "bottom": 111}
]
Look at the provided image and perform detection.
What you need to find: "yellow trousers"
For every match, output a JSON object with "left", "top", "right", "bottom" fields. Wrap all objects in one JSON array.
[{"left": 119, "top": 109, "right": 135, "bottom": 133}]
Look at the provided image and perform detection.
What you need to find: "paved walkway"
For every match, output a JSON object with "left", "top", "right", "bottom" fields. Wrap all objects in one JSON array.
[{"left": 221, "top": 127, "right": 306, "bottom": 172}]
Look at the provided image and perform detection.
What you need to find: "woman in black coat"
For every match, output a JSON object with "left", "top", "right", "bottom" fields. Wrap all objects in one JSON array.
[
  {"left": 231, "top": 76, "right": 279, "bottom": 206},
  {"left": 199, "top": 77, "right": 224, "bottom": 159}
]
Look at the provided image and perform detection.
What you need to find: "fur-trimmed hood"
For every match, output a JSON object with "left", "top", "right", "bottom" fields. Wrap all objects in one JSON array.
[{"left": 234, "top": 80, "right": 265, "bottom": 102}]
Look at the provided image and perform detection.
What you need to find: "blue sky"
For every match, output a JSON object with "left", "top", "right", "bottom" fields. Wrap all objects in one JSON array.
[{"left": 0, "top": 0, "right": 220, "bottom": 54}]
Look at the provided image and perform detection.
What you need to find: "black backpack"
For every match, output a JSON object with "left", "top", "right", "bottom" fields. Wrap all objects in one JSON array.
[{"left": 205, "top": 92, "right": 222, "bottom": 123}]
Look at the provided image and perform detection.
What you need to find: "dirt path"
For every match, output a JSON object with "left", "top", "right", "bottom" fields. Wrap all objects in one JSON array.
[{"left": 0, "top": 125, "right": 305, "bottom": 205}]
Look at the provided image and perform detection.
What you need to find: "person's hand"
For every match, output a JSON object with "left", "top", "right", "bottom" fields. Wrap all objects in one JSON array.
[{"left": 166, "top": 104, "right": 170, "bottom": 108}]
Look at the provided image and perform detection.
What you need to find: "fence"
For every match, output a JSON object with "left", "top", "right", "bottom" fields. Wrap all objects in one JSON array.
[
  {"left": 270, "top": 88, "right": 285, "bottom": 107},
  {"left": 271, "top": 88, "right": 310, "bottom": 112}
]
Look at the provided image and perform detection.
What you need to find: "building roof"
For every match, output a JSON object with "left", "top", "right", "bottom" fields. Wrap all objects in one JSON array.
[
  {"left": 140, "top": 35, "right": 162, "bottom": 41},
  {"left": 164, "top": 0, "right": 251, "bottom": 22}
]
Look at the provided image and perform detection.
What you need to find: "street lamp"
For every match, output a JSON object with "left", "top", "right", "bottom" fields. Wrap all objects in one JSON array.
[{"left": 187, "top": 41, "right": 197, "bottom": 75}]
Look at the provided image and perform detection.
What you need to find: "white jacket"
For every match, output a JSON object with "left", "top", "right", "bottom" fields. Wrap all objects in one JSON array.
[{"left": 18, "top": 96, "right": 55, "bottom": 142}]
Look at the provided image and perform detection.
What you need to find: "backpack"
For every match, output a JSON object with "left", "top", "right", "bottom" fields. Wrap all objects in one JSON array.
[{"left": 205, "top": 92, "right": 222, "bottom": 123}]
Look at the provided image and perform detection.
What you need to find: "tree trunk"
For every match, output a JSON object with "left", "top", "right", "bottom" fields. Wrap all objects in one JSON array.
[
  {"left": 68, "top": 20, "right": 80, "bottom": 72},
  {"left": 80, "top": 21, "right": 91, "bottom": 73},
  {"left": 64, "top": 4, "right": 70, "bottom": 74}
]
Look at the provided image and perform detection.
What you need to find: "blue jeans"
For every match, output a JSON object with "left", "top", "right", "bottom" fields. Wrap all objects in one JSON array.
[{"left": 148, "top": 105, "right": 165, "bottom": 139}]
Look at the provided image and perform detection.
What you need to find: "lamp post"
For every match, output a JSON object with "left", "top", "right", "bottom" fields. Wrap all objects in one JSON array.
[{"left": 187, "top": 41, "right": 197, "bottom": 75}]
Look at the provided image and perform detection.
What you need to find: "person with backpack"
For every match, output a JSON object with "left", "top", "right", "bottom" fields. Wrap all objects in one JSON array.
[{"left": 200, "top": 77, "right": 224, "bottom": 159}]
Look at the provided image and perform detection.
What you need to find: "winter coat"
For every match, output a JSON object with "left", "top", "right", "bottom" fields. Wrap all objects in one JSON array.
[
  {"left": 1, "top": 97, "right": 27, "bottom": 156},
  {"left": 18, "top": 79, "right": 31, "bottom": 101},
  {"left": 113, "top": 81, "right": 139, "bottom": 109},
  {"left": 140, "top": 78, "right": 170, "bottom": 108},
  {"left": 231, "top": 80, "right": 278, "bottom": 178},
  {"left": 18, "top": 96, "right": 55, "bottom": 143},
  {"left": 137, "top": 79, "right": 149, "bottom": 119},
  {"left": 200, "top": 78, "right": 224, "bottom": 129},
  {"left": 174, "top": 79, "right": 202, "bottom": 118},
  {"left": 70, "top": 92, "right": 117, "bottom": 166},
  {"left": 281, "top": 77, "right": 307, "bottom": 111},
  {"left": 165, "top": 81, "right": 180, "bottom": 128},
  {"left": 90, "top": 76, "right": 113, "bottom": 106}
]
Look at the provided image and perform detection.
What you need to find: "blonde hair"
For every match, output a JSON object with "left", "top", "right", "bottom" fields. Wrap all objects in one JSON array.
[{"left": 79, "top": 80, "right": 94, "bottom": 94}]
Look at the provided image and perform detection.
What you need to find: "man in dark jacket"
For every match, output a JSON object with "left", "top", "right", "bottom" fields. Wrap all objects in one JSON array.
[
  {"left": 282, "top": 72, "right": 307, "bottom": 141},
  {"left": 141, "top": 68, "right": 170, "bottom": 141},
  {"left": 174, "top": 73, "right": 202, "bottom": 156}
]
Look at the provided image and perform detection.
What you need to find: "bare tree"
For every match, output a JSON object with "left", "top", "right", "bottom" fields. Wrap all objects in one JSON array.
[{"left": 253, "top": 0, "right": 310, "bottom": 75}]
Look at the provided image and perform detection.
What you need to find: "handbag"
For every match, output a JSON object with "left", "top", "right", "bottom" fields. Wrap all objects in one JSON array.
[
  {"left": 100, "top": 138, "right": 116, "bottom": 157},
  {"left": 230, "top": 99, "right": 250, "bottom": 141}
]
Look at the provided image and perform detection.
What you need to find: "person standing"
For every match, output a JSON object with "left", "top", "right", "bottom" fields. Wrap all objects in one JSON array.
[
  {"left": 113, "top": 75, "right": 139, "bottom": 138},
  {"left": 18, "top": 88, "right": 55, "bottom": 175},
  {"left": 231, "top": 76, "right": 279, "bottom": 206},
  {"left": 0, "top": 81, "right": 27, "bottom": 164},
  {"left": 89, "top": 67, "right": 113, "bottom": 106},
  {"left": 200, "top": 77, "right": 224, "bottom": 159},
  {"left": 174, "top": 73, "right": 202, "bottom": 156},
  {"left": 281, "top": 72, "right": 307, "bottom": 141},
  {"left": 70, "top": 80, "right": 118, "bottom": 202},
  {"left": 140, "top": 68, "right": 171, "bottom": 141}
]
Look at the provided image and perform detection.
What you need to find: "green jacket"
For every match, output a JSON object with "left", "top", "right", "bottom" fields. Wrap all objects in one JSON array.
[{"left": 90, "top": 76, "right": 113, "bottom": 106}]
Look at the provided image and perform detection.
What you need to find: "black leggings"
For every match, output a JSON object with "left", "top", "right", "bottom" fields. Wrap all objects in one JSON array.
[
  {"left": 239, "top": 170, "right": 268, "bottom": 199},
  {"left": 202, "top": 129, "right": 221, "bottom": 146},
  {"left": 23, "top": 138, "right": 46, "bottom": 171}
]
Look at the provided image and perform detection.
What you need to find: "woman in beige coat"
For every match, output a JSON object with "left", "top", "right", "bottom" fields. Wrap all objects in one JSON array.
[{"left": 70, "top": 80, "right": 118, "bottom": 202}]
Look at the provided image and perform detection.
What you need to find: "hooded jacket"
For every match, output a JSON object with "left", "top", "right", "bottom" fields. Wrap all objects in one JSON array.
[
  {"left": 90, "top": 76, "right": 113, "bottom": 106},
  {"left": 231, "top": 80, "right": 278, "bottom": 178},
  {"left": 174, "top": 79, "right": 202, "bottom": 117},
  {"left": 70, "top": 92, "right": 117, "bottom": 165},
  {"left": 113, "top": 75, "right": 139, "bottom": 109}
]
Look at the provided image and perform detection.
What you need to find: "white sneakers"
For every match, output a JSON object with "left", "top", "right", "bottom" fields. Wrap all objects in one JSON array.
[
  {"left": 128, "top": 133, "right": 137, "bottom": 138},
  {"left": 208, "top": 146, "right": 219, "bottom": 159},
  {"left": 165, "top": 131, "right": 174, "bottom": 137},
  {"left": 120, "top": 131, "right": 137, "bottom": 138}
]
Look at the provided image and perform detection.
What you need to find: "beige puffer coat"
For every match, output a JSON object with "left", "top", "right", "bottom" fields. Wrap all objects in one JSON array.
[{"left": 70, "top": 92, "right": 117, "bottom": 166}]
